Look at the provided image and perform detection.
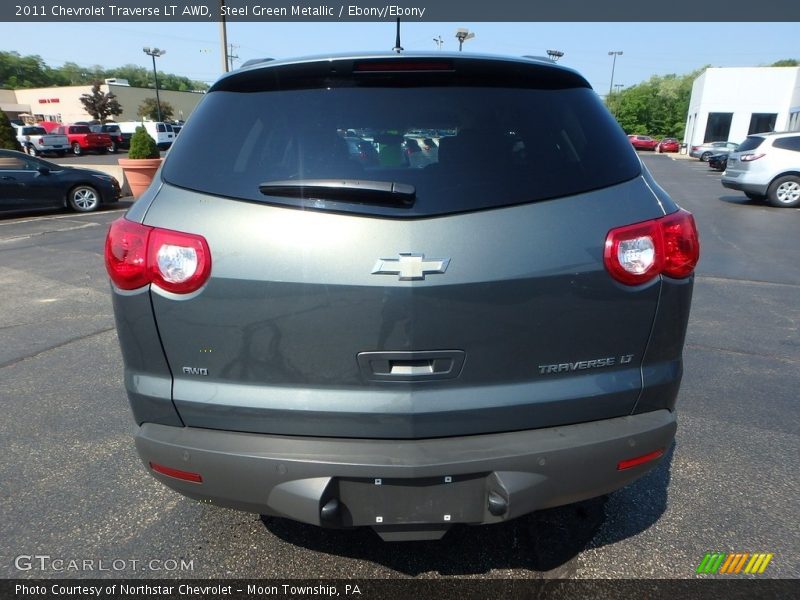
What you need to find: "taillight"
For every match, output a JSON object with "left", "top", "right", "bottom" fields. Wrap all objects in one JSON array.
[
  {"left": 149, "top": 462, "right": 203, "bottom": 483},
  {"left": 604, "top": 209, "right": 699, "bottom": 286},
  {"left": 105, "top": 218, "right": 211, "bottom": 294},
  {"left": 38, "top": 137, "right": 45, "bottom": 144},
  {"left": 740, "top": 153, "right": 765, "bottom": 162},
  {"left": 617, "top": 448, "right": 665, "bottom": 471}
]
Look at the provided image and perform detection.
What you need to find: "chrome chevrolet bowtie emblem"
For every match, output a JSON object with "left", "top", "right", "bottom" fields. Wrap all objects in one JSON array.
[{"left": 372, "top": 253, "right": 450, "bottom": 281}]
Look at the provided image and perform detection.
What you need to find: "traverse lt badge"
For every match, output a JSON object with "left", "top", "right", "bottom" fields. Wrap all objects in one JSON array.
[{"left": 372, "top": 253, "right": 450, "bottom": 281}]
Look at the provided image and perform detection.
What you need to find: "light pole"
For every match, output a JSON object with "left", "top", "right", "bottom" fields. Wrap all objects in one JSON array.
[
  {"left": 546, "top": 49, "right": 564, "bottom": 62},
  {"left": 143, "top": 47, "right": 165, "bottom": 122},
  {"left": 608, "top": 50, "right": 623, "bottom": 101},
  {"left": 455, "top": 28, "right": 475, "bottom": 51},
  {"left": 613, "top": 83, "right": 624, "bottom": 118}
]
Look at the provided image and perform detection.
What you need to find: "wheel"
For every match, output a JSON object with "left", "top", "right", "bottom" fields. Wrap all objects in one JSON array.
[
  {"left": 68, "top": 185, "right": 100, "bottom": 212},
  {"left": 744, "top": 192, "right": 766, "bottom": 202},
  {"left": 109, "top": 142, "right": 117, "bottom": 154},
  {"left": 767, "top": 175, "right": 800, "bottom": 208},
  {"left": 700, "top": 151, "right": 711, "bottom": 161},
  {"left": 72, "top": 142, "right": 82, "bottom": 156},
  {"left": 25, "top": 145, "right": 38, "bottom": 157}
]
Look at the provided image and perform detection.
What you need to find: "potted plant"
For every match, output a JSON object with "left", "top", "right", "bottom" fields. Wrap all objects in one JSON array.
[{"left": 118, "top": 126, "right": 161, "bottom": 198}]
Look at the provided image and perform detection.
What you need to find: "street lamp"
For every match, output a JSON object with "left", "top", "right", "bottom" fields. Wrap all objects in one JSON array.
[
  {"left": 546, "top": 49, "right": 564, "bottom": 62},
  {"left": 608, "top": 50, "right": 623, "bottom": 101},
  {"left": 613, "top": 83, "right": 624, "bottom": 118},
  {"left": 142, "top": 47, "right": 166, "bottom": 122},
  {"left": 455, "top": 28, "right": 475, "bottom": 51}
]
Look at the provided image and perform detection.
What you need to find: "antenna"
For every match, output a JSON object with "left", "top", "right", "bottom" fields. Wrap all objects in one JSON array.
[{"left": 392, "top": 18, "right": 403, "bottom": 54}]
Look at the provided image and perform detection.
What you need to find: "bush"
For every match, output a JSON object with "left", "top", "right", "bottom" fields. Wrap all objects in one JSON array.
[
  {"left": 127, "top": 125, "right": 160, "bottom": 159},
  {"left": 0, "top": 109, "right": 23, "bottom": 152}
]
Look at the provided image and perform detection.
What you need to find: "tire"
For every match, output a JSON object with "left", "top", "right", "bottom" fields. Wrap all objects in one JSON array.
[
  {"left": 109, "top": 142, "right": 118, "bottom": 154},
  {"left": 700, "top": 151, "right": 711, "bottom": 162},
  {"left": 99, "top": 146, "right": 108, "bottom": 154},
  {"left": 68, "top": 185, "right": 101, "bottom": 212},
  {"left": 767, "top": 175, "right": 800, "bottom": 208},
  {"left": 25, "top": 145, "right": 38, "bottom": 157},
  {"left": 72, "top": 142, "right": 82, "bottom": 156}
]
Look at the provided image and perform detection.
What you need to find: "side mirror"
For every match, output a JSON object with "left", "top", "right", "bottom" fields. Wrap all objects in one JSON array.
[{"left": 38, "top": 166, "right": 50, "bottom": 175}]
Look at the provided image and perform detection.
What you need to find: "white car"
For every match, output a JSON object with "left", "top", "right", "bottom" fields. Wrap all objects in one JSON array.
[
  {"left": 117, "top": 121, "right": 175, "bottom": 150},
  {"left": 721, "top": 132, "right": 800, "bottom": 208}
]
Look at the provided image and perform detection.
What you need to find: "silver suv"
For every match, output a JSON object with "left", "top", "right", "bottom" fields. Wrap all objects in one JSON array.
[
  {"left": 104, "top": 53, "right": 699, "bottom": 541},
  {"left": 722, "top": 132, "right": 800, "bottom": 207}
]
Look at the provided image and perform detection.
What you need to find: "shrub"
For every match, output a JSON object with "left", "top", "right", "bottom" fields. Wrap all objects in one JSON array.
[
  {"left": 127, "top": 125, "right": 160, "bottom": 159},
  {"left": 0, "top": 109, "right": 23, "bottom": 152}
]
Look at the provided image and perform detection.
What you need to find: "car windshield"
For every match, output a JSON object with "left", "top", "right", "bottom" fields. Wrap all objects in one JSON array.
[{"left": 163, "top": 84, "right": 641, "bottom": 218}]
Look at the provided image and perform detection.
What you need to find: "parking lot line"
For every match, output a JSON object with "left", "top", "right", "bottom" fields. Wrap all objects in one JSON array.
[{"left": 0, "top": 207, "right": 127, "bottom": 226}]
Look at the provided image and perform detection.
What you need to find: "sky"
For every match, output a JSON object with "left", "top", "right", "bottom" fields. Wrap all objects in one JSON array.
[{"left": 1, "top": 21, "right": 798, "bottom": 94}]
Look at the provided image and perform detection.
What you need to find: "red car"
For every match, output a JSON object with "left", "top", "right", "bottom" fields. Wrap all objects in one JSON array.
[
  {"left": 628, "top": 135, "right": 659, "bottom": 151},
  {"left": 656, "top": 138, "right": 680, "bottom": 153}
]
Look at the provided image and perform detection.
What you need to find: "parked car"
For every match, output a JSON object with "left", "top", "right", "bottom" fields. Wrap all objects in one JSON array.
[
  {"left": 14, "top": 125, "right": 69, "bottom": 157},
  {"left": 690, "top": 141, "right": 739, "bottom": 161},
  {"left": 656, "top": 138, "right": 680, "bottom": 153},
  {"left": 344, "top": 136, "right": 380, "bottom": 167},
  {"left": 90, "top": 124, "right": 126, "bottom": 153},
  {"left": 722, "top": 131, "right": 800, "bottom": 207},
  {"left": 0, "top": 149, "right": 120, "bottom": 213},
  {"left": 117, "top": 121, "right": 174, "bottom": 150},
  {"left": 105, "top": 52, "right": 699, "bottom": 542},
  {"left": 628, "top": 135, "right": 659, "bottom": 151},
  {"left": 52, "top": 124, "right": 112, "bottom": 156},
  {"left": 707, "top": 153, "right": 729, "bottom": 171}
]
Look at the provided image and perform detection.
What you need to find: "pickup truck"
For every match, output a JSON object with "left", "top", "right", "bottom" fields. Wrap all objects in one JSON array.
[
  {"left": 52, "top": 124, "right": 112, "bottom": 156},
  {"left": 14, "top": 125, "right": 69, "bottom": 157}
]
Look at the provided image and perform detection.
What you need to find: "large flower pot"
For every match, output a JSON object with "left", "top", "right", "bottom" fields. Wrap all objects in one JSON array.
[{"left": 118, "top": 158, "right": 163, "bottom": 199}]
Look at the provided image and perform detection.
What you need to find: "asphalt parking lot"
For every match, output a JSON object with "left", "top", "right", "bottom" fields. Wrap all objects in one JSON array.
[{"left": 0, "top": 154, "right": 798, "bottom": 580}]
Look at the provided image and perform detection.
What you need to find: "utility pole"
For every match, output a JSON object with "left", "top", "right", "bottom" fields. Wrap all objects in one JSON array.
[
  {"left": 219, "top": 0, "right": 229, "bottom": 73},
  {"left": 433, "top": 36, "right": 444, "bottom": 50},
  {"left": 227, "top": 43, "right": 239, "bottom": 70}
]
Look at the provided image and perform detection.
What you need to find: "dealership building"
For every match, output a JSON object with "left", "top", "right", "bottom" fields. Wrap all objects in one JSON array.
[
  {"left": 684, "top": 66, "right": 800, "bottom": 146},
  {"left": 0, "top": 80, "right": 204, "bottom": 124}
]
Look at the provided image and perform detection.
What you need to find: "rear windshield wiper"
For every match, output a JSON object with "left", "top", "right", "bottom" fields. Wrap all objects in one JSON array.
[{"left": 259, "top": 179, "right": 415, "bottom": 207}]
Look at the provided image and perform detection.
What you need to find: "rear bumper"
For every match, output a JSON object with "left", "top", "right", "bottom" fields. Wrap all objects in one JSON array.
[
  {"left": 721, "top": 176, "right": 768, "bottom": 195},
  {"left": 135, "top": 409, "right": 676, "bottom": 540}
]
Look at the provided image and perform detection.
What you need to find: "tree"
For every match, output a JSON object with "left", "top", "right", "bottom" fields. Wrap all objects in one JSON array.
[
  {"left": 127, "top": 126, "right": 160, "bottom": 159},
  {"left": 137, "top": 98, "right": 174, "bottom": 121},
  {"left": 771, "top": 59, "right": 799, "bottom": 67},
  {"left": 79, "top": 82, "right": 123, "bottom": 122},
  {"left": 0, "top": 109, "right": 23, "bottom": 151}
]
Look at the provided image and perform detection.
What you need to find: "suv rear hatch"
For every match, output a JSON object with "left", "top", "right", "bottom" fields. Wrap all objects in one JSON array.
[{"left": 145, "top": 56, "right": 667, "bottom": 439}]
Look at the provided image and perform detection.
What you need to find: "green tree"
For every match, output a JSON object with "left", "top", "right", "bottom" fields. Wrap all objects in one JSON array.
[
  {"left": 0, "top": 109, "right": 23, "bottom": 151},
  {"left": 611, "top": 68, "right": 704, "bottom": 139},
  {"left": 137, "top": 97, "right": 174, "bottom": 121},
  {"left": 79, "top": 82, "right": 123, "bottom": 122},
  {"left": 771, "top": 59, "right": 799, "bottom": 67}
]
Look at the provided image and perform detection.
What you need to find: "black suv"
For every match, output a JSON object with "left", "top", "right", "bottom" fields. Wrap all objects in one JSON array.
[{"left": 106, "top": 53, "right": 699, "bottom": 541}]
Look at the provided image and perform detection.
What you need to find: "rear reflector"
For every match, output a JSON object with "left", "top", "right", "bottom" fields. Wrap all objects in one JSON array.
[
  {"left": 149, "top": 462, "right": 203, "bottom": 483},
  {"left": 604, "top": 209, "right": 699, "bottom": 285},
  {"left": 617, "top": 448, "right": 665, "bottom": 471}
]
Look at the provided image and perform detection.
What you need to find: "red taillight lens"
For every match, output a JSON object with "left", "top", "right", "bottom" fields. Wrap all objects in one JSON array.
[
  {"left": 354, "top": 60, "right": 453, "bottom": 72},
  {"left": 38, "top": 137, "right": 45, "bottom": 144},
  {"left": 604, "top": 209, "right": 699, "bottom": 286},
  {"left": 105, "top": 219, "right": 151, "bottom": 290},
  {"left": 740, "top": 153, "right": 765, "bottom": 162},
  {"left": 105, "top": 218, "right": 211, "bottom": 294}
]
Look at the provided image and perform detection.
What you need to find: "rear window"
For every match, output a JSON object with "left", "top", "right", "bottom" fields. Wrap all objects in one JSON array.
[
  {"left": 163, "top": 83, "right": 641, "bottom": 218},
  {"left": 737, "top": 136, "right": 765, "bottom": 152},
  {"left": 70, "top": 126, "right": 91, "bottom": 134},
  {"left": 22, "top": 127, "right": 47, "bottom": 135}
]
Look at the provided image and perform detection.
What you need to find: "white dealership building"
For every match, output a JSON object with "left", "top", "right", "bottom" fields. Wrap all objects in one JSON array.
[{"left": 684, "top": 66, "right": 800, "bottom": 147}]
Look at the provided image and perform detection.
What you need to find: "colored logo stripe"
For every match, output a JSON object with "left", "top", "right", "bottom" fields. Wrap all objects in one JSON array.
[{"left": 697, "top": 553, "right": 773, "bottom": 574}]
